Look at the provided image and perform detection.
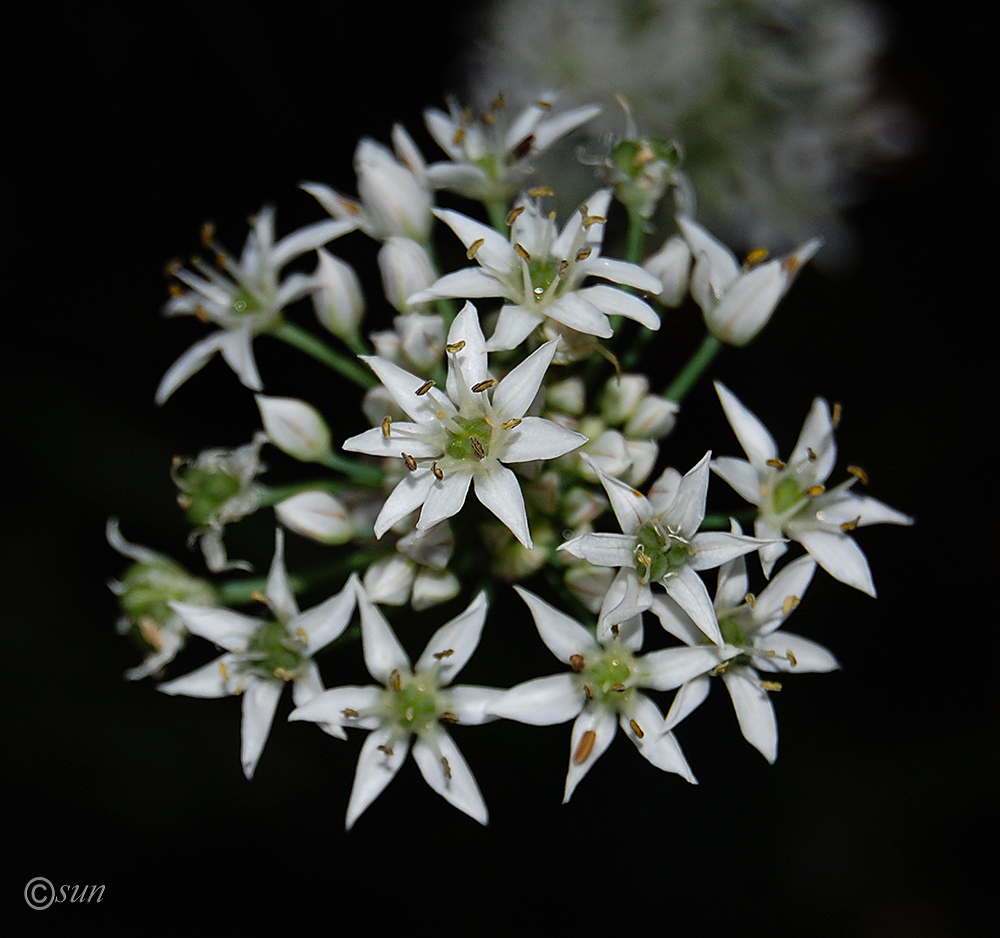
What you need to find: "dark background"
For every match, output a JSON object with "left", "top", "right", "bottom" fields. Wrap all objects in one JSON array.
[{"left": 6, "top": 2, "right": 988, "bottom": 932}]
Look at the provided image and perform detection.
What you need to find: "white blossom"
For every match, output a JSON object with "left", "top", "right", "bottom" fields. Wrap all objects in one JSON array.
[{"left": 256, "top": 395, "right": 332, "bottom": 463}]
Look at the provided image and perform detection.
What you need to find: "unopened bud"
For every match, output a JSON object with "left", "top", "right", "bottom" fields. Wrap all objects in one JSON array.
[
  {"left": 275, "top": 490, "right": 353, "bottom": 544},
  {"left": 256, "top": 395, "right": 332, "bottom": 463},
  {"left": 312, "top": 248, "right": 365, "bottom": 338}
]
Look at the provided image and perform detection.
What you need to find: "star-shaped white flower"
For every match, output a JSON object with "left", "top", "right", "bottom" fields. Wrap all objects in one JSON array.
[
  {"left": 343, "top": 302, "right": 587, "bottom": 548},
  {"left": 159, "top": 531, "right": 357, "bottom": 779},
  {"left": 491, "top": 587, "right": 720, "bottom": 801},
  {"left": 156, "top": 208, "right": 353, "bottom": 403},
  {"left": 678, "top": 216, "right": 822, "bottom": 346},
  {"left": 290, "top": 583, "right": 501, "bottom": 829},
  {"left": 560, "top": 454, "right": 774, "bottom": 642},
  {"left": 409, "top": 190, "right": 662, "bottom": 352},
  {"left": 423, "top": 93, "right": 601, "bottom": 203},
  {"left": 653, "top": 540, "right": 837, "bottom": 763},
  {"left": 712, "top": 382, "right": 913, "bottom": 595}
]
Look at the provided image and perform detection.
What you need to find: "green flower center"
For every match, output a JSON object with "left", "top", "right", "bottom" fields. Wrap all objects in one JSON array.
[
  {"left": 633, "top": 521, "right": 692, "bottom": 584},
  {"left": 246, "top": 620, "right": 305, "bottom": 680},
  {"left": 230, "top": 289, "right": 261, "bottom": 316},
  {"left": 176, "top": 467, "right": 242, "bottom": 526},
  {"left": 718, "top": 614, "right": 749, "bottom": 648},
  {"left": 580, "top": 645, "right": 635, "bottom": 709},
  {"left": 391, "top": 675, "right": 443, "bottom": 733},
  {"left": 771, "top": 476, "right": 805, "bottom": 516},
  {"left": 528, "top": 256, "right": 561, "bottom": 298},
  {"left": 446, "top": 415, "right": 494, "bottom": 461}
]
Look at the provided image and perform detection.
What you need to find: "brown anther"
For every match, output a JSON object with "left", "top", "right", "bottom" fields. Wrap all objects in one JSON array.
[
  {"left": 501, "top": 418, "right": 522, "bottom": 430},
  {"left": 446, "top": 340, "right": 466, "bottom": 353},
  {"left": 471, "top": 378, "right": 496, "bottom": 393},
  {"left": 138, "top": 618, "right": 164, "bottom": 652},
  {"left": 402, "top": 452, "right": 418, "bottom": 472},
  {"left": 575, "top": 247, "right": 592, "bottom": 262},
  {"left": 482, "top": 111, "right": 496, "bottom": 125},
  {"left": 342, "top": 708, "right": 358, "bottom": 718},
  {"left": 786, "top": 649, "right": 798, "bottom": 668},
  {"left": 848, "top": 465, "right": 869, "bottom": 485},
  {"left": 582, "top": 214, "right": 606, "bottom": 228},
  {"left": 452, "top": 127, "right": 466, "bottom": 147},
  {"left": 569, "top": 653, "right": 586, "bottom": 673},
  {"left": 832, "top": 403, "right": 842, "bottom": 428},
  {"left": 766, "top": 458, "right": 786, "bottom": 469},
  {"left": 807, "top": 447, "right": 817, "bottom": 461},
  {"left": 168, "top": 283, "right": 185, "bottom": 299},
  {"left": 194, "top": 305, "right": 210, "bottom": 323},
  {"left": 433, "top": 648, "right": 454, "bottom": 659},
  {"left": 381, "top": 416, "right": 392, "bottom": 438},
  {"left": 781, "top": 595, "right": 801, "bottom": 616},
  {"left": 389, "top": 669, "right": 401, "bottom": 692},
  {"left": 744, "top": 592, "right": 757, "bottom": 608},
  {"left": 432, "top": 462, "right": 444, "bottom": 481},
  {"left": 780, "top": 255, "right": 801, "bottom": 275},
  {"left": 711, "top": 662, "right": 729, "bottom": 676},
  {"left": 610, "top": 683, "right": 626, "bottom": 693},
  {"left": 165, "top": 259, "right": 183, "bottom": 277},
  {"left": 491, "top": 92, "right": 505, "bottom": 110},
  {"left": 760, "top": 680, "right": 782, "bottom": 692},
  {"left": 840, "top": 516, "right": 862, "bottom": 532},
  {"left": 610, "top": 623, "right": 620, "bottom": 638},
  {"left": 377, "top": 744, "right": 394, "bottom": 756},
  {"left": 806, "top": 484, "right": 825, "bottom": 497},
  {"left": 512, "top": 134, "right": 535, "bottom": 160},
  {"left": 439, "top": 711, "right": 458, "bottom": 724},
  {"left": 340, "top": 198, "right": 362, "bottom": 216},
  {"left": 557, "top": 258, "right": 570, "bottom": 276},
  {"left": 441, "top": 756, "right": 452, "bottom": 781},
  {"left": 470, "top": 436, "right": 486, "bottom": 460},
  {"left": 466, "top": 238, "right": 485, "bottom": 260},
  {"left": 573, "top": 729, "right": 597, "bottom": 765},
  {"left": 415, "top": 379, "right": 436, "bottom": 396},
  {"left": 583, "top": 684, "right": 593, "bottom": 701},
  {"left": 629, "top": 719, "right": 645, "bottom": 739},
  {"left": 537, "top": 98, "right": 553, "bottom": 109},
  {"left": 514, "top": 243, "right": 531, "bottom": 262},
  {"left": 745, "top": 247, "right": 768, "bottom": 266},
  {"left": 199, "top": 221, "right": 216, "bottom": 246},
  {"left": 506, "top": 205, "right": 525, "bottom": 226},
  {"left": 529, "top": 186, "right": 554, "bottom": 197},
  {"left": 250, "top": 590, "right": 268, "bottom": 605}
]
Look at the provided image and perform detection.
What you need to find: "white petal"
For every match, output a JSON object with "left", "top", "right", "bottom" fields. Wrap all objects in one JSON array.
[
  {"left": 486, "top": 304, "right": 543, "bottom": 351},
  {"left": 582, "top": 256, "right": 662, "bottom": 293},
  {"left": 288, "top": 684, "right": 383, "bottom": 733},
  {"left": 588, "top": 457, "right": 652, "bottom": 534},
  {"left": 722, "top": 666, "right": 778, "bottom": 763},
  {"left": 414, "top": 591, "right": 489, "bottom": 682},
  {"left": 444, "top": 685, "right": 506, "bottom": 725},
  {"left": 356, "top": 583, "right": 411, "bottom": 682},
  {"left": 640, "top": 647, "right": 724, "bottom": 691},
  {"left": 492, "top": 340, "right": 558, "bottom": 423},
  {"left": 663, "top": 566, "right": 722, "bottom": 644},
  {"left": 418, "top": 471, "right": 473, "bottom": 532},
  {"left": 714, "top": 382, "right": 779, "bottom": 468},
  {"left": 346, "top": 727, "right": 410, "bottom": 830},
  {"left": 158, "top": 654, "right": 235, "bottom": 698},
  {"left": 666, "top": 451, "right": 711, "bottom": 536},
  {"left": 663, "top": 674, "right": 712, "bottom": 731},
  {"left": 793, "top": 526, "right": 876, "bottom": 596},
  {"left": 500, "top": 417, "right": 587, "bottom": 463},
  {"left": 714, "top": 548, "right": 749, "bottom": 611},
  {"left": 241, "top": 677, "right": 283, "bottom": 778},
  {"left": 292, "top": 573, "right": 359, "bottom": 653},
  {"left": 710, "top": 456, "right": 762, "bottom": 505},
  {"left": 445, "top": 302, "right": 490, "bottom": 401},
  {"left": 564, "top": 706, "right": 617, "bottom": 803},
  {"left": 155, "top": 332, "right": 228, "bottom": 405},
  {"left": 754, "top": 632, "right": 839, "bottom": 673},
  {"left": 513, "top": 586, "right": 598, "bottom": 663},
  {"left": 374, "top": 472, "right": 437, "bottom": 539},
  {"left": 168, "top": 603, "right": 260, "bottom": 651},
  {"left": 543, "top": 292, "right": 612, "bottom": 338},
  {"left": 343, "top": 424, "right": 443, "bottom": 459},
  {"left": 576, "top": 284, "right": 660, "bottom": 330},
  {"left": 265, "top": 528, "right": 298, "bottom": 622},
  {"left": 625, "top": 694, "right": 696, "bottom": 783},
  {"left": 790, "top": 398, "right": 836, "bottom": 482},
  {"left": 473, "top": 463, "right": 532, "bottom": 549},
  {"left": 559, "top": 532, "right": 636, "bottom": 567},
  {"left": 489, "top": 674, "right": 584, "bottom": 725},
  {"left": 596, "top": 568, "right": 651, "bottom": 640},
  {"left": 689, "top": 530, "right": 772, "bottom": 571},
  {"left": 435, "top": 208, "right": 517, "bottom": 272},
  {"left": 218, "top": 328, "right": 263, "bottom": 392},
  {"left": 360, "top": 355, "right": 456, "bottom": 425},
  {"left": 752, "top": 555, "right": 816, "bottom": 632},
  {"left": 412, "top": 730, "right": 488, "bottom": 826},
  {"left": 648, "top": 594, "right": 706, "bottom": 647},
  {"left": 411, "top": 267, "right": 507, "bottom": 303}
]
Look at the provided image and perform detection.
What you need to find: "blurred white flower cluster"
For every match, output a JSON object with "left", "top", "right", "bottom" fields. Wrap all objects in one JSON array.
[
  {"left": 458, "top": 0, "right": 916, "bottom": 265},
  {"left": 109, "top": 83, "right": 911, "bottom": 829}
]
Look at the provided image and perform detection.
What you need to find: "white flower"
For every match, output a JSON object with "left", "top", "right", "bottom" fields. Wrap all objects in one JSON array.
[
  {"left": 653, "top": 543, "right": 837, "bottom": 763},
  {"left": 255, "top": 395, "right": 332, "bottom": 463},
  {"left": 156, "top": 208, "right": 351, "bottom": 403},
  {"left": 423, "top": 93, "right": 601, "bottom": 203},
  {"left": 679, "top": 216, "right": 822, "bottom": 346},
  {"left": 377, "top": 237, "right": 438, "bottom": 314},
  {"left": 289, "top": 583, "right": 501, "bottom": 829},
  {"left": 303, "top": 127, "right": 433, "bottom": 243},
  {"left": 409, "top": 191, "right": 662, "bottom": 352},
  {"left": 343, "top": 302, "right": 587, "bottom": 548},
  {"left": 712, "top": 382, "right": 913, "bottom": 595},
  {"left": 491, "top": 587, "right": 720, "bottom": 801},
  {"left": 159, "top": 532, "right": 358, "bottom": 779},
  {"left": 560, "top": 454, "right": 773, "bottom": 642}
]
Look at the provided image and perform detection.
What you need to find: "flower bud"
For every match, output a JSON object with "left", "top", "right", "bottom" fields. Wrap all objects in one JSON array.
[
  {"left": 644, "top": 235, "right": 691, "bottom": 307},
  {"left": 624, "top": 396, "right": 679, "bottom": 439},
  {"left": 622, "top": 439, "right": 659, "bottom": 487},
  {"left": 275, "top": 490, "right": 353, "bottom": 544},
  {"left": 256, "top": 395, "right": 332, "bottom": 463},
  {"left": 362, "top": 554, "right": 416, "bottom": 606},
  {"left": 546, "top": 377, "right": 586, "bottom": 416},
  {"left": 355, "top": 136, "right": 432, "bottom": 242},
  {"left": 411, "top": 568, "right": 461, "bottom": 611},
  {"left": 378, "top": 237, "right": 437, "bottom": 313},
  {"left": 599, "top": 374, "right": 649, "bottom": 426},
  {"left": 312, "top": 248, "right": 364, "bottom": 338}
]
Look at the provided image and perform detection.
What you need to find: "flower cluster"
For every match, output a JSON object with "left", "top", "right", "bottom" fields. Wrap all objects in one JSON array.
[{"left": 109, "top": 87, "right": 910, "bottom": 827}]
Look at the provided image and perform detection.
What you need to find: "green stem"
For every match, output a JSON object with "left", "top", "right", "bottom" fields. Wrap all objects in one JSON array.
[
  {"left": 271, "top": 322, "right": 376, "bottom": 389},
  {"left": 257, "top": 480, "right": 355, "bottom": 507},
  {"left": 485, "top": 199, "right": 510, "bottom": 237},
  {"left": 663, "top": 334, "right": 722, "bottom": 403},
  {"left": 319, "top": 450, "right": 385, "bottom": 487},
  {"left": 625, "top": 207, "right": 645, "bottom": 266}
]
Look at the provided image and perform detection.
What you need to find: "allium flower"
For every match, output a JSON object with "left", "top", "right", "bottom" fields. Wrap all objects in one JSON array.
[
  {"left": 409, "top": 190, "right": 662, "bottom": 353},
  {"left": 560, "top": 454, "right": 772, "bottom": 641},
  {"left": 712, "top": 382, "right": 913, "bottom": 595},
  {"left": 289, "top": 583, "right": 501, "bottom": 829},
  {"left": 343, "top": 302, "right": 587, "bottom": 548},
  {"left": 492, "top": 587, "right": 720, "bottom": 801},
  {"left": 156, "top": 208, "right": 352, "bottom": 403},
  {"left": 159, "top": 532, "right": 358, "bottom": 779},
  {"left": 678, "top": 216, "right": 822, "bottom": 346},
  {"left": 106, "top": 519, "right": 217, "bottom": 680},
  {"left": 424, "top": 93, "right": 601, "bottom": 203},
  {"left": 653, "top": 544, "right": 837, "bottom": 763}
]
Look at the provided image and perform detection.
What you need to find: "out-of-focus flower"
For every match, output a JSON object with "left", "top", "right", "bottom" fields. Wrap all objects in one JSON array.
[{"left": 256, "top": 395, "right": 333, "bottom": 463}]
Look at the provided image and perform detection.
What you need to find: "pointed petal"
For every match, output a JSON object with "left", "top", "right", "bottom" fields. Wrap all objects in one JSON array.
[
  {"left": 564, "top": 705, "right": 617, "bottom": 802},
  {"left": 412, "top": 730, "right": 488, "bottom": 825},
  {"left": 722, "top": 666, "right": 778, "bottom": 763},
  {"left": 158, "top": 654, "right": 235, "bottom": 698},
  {"left": 559, "top": 531, "right": 636, "bottom": 567},
  {"left": 343, "top": 424, "right": 443, "bottom": 459},
  {"left": 360, "top": 355, "right": 456, "bottom": 425},
  {"left": 473, "top": 462, "right": 532, "bottom": 549},
  {"left": 793, "top": 526, "right": 876, "bottom": 596},
  {"left": 543, "top": 292, "right": 613, "bottom": 338},
  {"left": 265, "top": 528, "right": 298, "bottom": 622},
  {"left": 648, "top": 594, "right": 706, "bottom": 647},
  {"left": 513, "top": 586, "right": 598, "bottom": 662},
  {"left": 711, "top": 456, "right": 763, "bottom": 505},
  {"left": 640, "top": 646, "right": 724, "bottom": 691},
  {"left": 489, "top": 673, "right": 584, "bottom": 725},
  {"left": 356, "top": 583, "right": 411, "bottom": 682},
  {"left": 663, "top": 674, "right": 712, "bottom": 731},
  {"left": 625, "top": 695, "right": 696, "bottom": 783},
  {"left": 500, "top": 417, "right": 587, "bottom": 463},
  {"left": 168, "top": 602, "right": 260, "bottom": 651},
  {"left": 492, "top": 340, "right": 557, "bottom": 422},
  {"left": 577, "top": 284, "right": 660, "bottom": 330},
  {"left": 240, "top": 678, "right": 283, "bottom": 778},
  {"left": 415, "top": 591, "right": 489, "bottom": 682},
  {"left": 155, "top": 332, "right": 228, "bottom": 405},
  {"left": 663, "top": 566, "right": 722, "bottom": 644},
  {"left": 218, "top": 328, "right": 262, "bottom": 392},
  {"left": 667, "top": 451, "right": 711, "bottom": 536},
  {"left": 582, "top": 256, "right": 662, "bottom": 293},
  {"left": 790, "top": 397, "right": 836, "bottom": 483},
  {"left": 346, "top": 727, "right": 410, "bottom": 830},
  {"left": 752, "top": 555, "right": 816, "bottom": 631},
  {"left": 374, "top": 471, "right": 437, "bottom": 539},
  {"left": 444, "top": 685, "right": 506, "bottom": 725},
  {"left": 596, "top": 568, "right": 651, "bottom": 641},
  {"left": 714, "top": 382, "right": 779, "bottom": 468},
  {"left": 689, "top": 530, "right": 773, "bottom": 571},
  {"left": 587, "top": 457, "right": 653, "bottom": 533},
  {"left": 293, "top": 573, "right": 359, "bottom": 653},
  {"left": 755, "top": 632, "right": 839, "bottom": 673},
  {"left": 288, "top": 684, "right": 383, "bottom": 733},
  {"left": 486, "top": 304, "right": 543, "bottom": 351},
  {"left": 418, "top": 470, "right": 473, "bottom": 532}
]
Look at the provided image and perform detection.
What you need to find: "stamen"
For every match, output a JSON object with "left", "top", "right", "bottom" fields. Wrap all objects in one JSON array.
[
  {"left": 250, "top": 590, "right": 268, "bottom": 605},
  {"left": 339, "top": 198, "right": 362, "bottom": 217},
  {"left": 466, "top": 238, "right": 485, "bottom": 260},
  {"left": 514, "top": 243, "right": 531, "bottom": 262},
  {"left": 471, "top": 378, "right": 496, "bottom": 392},
  {"left": 832, "top": 402, "right": 842, "bottom": 428},
  {"left": 415, "top": 379, "right": 436, "bottom": 396},
  {"left": 446, "top": 340, "right": 466, "bottom": 353},
  {"left": 342, "top": 708, "right": 358, "bottom": 718},
  {"left": 840, "top": 516, "right": 861, "bottom": 532},
  {"left": 439, "top": 711, "right": 458, "bottom": 724},
  {"left": 506, "top": 206, "right": 525, "bottom": 226},
  {"left": 529, "top": 185, "right": 554, "bottom": 197},
  {"left": 575, "top": 247, "right": 592, "bottom": 262},
  {"left": 848, "top": 465, "right": 869, "bottom": 485},
  {"left": 582, "top": 213, "right": 606, "bottom": 228},
  {"left": 629, "top": 719, "right": 645, "bottom": 739},
  {"left": 138, "top": 618, "right": 164, "bottom": 652},
  {"left": 432, "top": 462, "right": 444, "bottom": 481},
  {"left": 433, "top": 648, "right": 454, "bottom": 659},
  {"left": 781, "top": 595, "right": 800, "bottom": 616},
  {"left": 167, "top": 283, "right": 185, "bottom": 298},
  {"left": 745, "top": 592, "right": 757, "bottom": 608},
  {"left": 745, "top": 248, "right": 768, "bottom": 266},
  {"left": 557, "top": 258, "right": 570, "bottom": 277},
  {"left": 766, "top": 458, "right": 786, "bottom": 469},
  {"left": 610, "top": 623, "right": 620, "bottom": 638},
  {"left": 610, "top": 683, "right": 626, "bottom": 693},
  {"left": 377, "top": 744, "right": 394, "bottom": 756},
  {"left": 219, "top": 661, "right": 230, "bottom": 682},
  {"left": 573, "top": 729, "right": 596, "bottom": 765},
  {"left": 569, "top": 654, "right": 585, "bottom": 673},
  {"left": 537, "top": 98, "right": 553, "bottom": 109},
  {"left": 470, "top": 437, "right": 486, "bottom": 460},
  {"left": 274, "top": 667, "right": 295, "bottom": 681},
  {"left": 441, "top": 756, "right": 452, "bottom": 781},
  {"left": 501, "top": 418, "right": 522, "bottom": 430},
  {"left": 482, "top": 112, "right": 496, "bottom": 125},
  {"left": 491, "top": 92, "right": 505, "bottom": 110},
  {"left": 780, "top": 255, "right": 801, "bottom": 274},
  {"left": 389, "top": 669, "right": 401, "bottom": 692},
  {"left": 806, "top": 484, "right": 825, "bottom": 496},
  {"left": 786, "top": 649, "right": 798, "bottom": 667},
  {"left": 402, "top": 453, "right": 418, "bottom": 472},
  {"left": 760, "top": 680, "right": 782, "bottom": 692},
  {"left": 452, "top": 127, "right": 465, "bottom": 147},
  {"left": 296, "top": 626, "right": 308, "bottom": 643},
  {"left": 512, "top": 134, "right": 535, "bottom": 160},
  {"left": 381, "top": 416, "right": 392, "bottom": 438}
]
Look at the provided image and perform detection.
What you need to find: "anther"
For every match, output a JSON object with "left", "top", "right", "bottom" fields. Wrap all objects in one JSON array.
[
  {"left": 138, "top": 618, "right": 164, "bottom": 652},
  {"left": 432, "top": 462, "right": 444, "bottom": 480},
  {"left": 441, "top": 756, "right": 452, "bottom": 781},
  {"left": 491, "top": 92, "right": 505, "bottom": 110},
  {"left": 848, "top": 465, "right": 869, "bottom": 485},
  {"left": 501, "top": 418, "right": 522, "bottom": 430},
  {"left": 250, "top": 590, "right": 268, "bottom": 605},
  {"left": 569, "top": 654, "right": 585, "bottom": 673},
  {"left": 780, "top": 255, "right": 801, "bottom": 274},
  {"left": 339, "top": 198, "right": 362, "bottom": 217},
  {"left": 537, "top": 98, "right": 552, "bottom": 109},
  {"left": 610, "top": 623, "right": 620, "bottom": 638},
  {"left": 402, "top": 453, "right": 418, "bottom": 472},
  {"left": 832, "top": 402, "right": 842, "bottom": 428},
  {"left": 529, "top": 186, "right": 554, "bottom": 197},
  {"left": 610, "top": 683, "right": 626, "bottom": 693},
  {"left": 629, "top": 719, "right": 645, "bottom": 739},
  {"left": 377, "top": 744, "right": 394, "bottom": 756},
  {"left": 439, "top": 711, "right": 458, "bottom": 724},
  {"left": 840, "top": 516, "right": 861, "bottom": 532},
  {"left": 575, "top": 247, "right": 592, "bottom": 262},
  {"left": 433, "top": 648, "right": 454, "bottom": 659},
  {"left": 389, "top": 669, "right": 401, "bottom": 692},
  {"left": 482, "top": 111, "right": 496, "bottom": 125},
  {"left": 512, "top": 134, "right": 535, "bottom": 160},
  {"left": 219, "top": 661, "right": 230, "bottom": 682},
  {"left": 342, "top": 708, "right": 358, "bottom": 718},
  {"left": 274, "top": 667, "right": 295, "bottom": 681},
  {"left": 786, "top": 649, "right": 798, "bottom": 667},
  {"left": 506, "top": 206, "right": 525, "bottom": 225},
  {"left": 446, "top": 340, "right": 466, "bottom": 353},
  {"left": 807, "top": 447, "right": 817, "bottom": 461},
  {"left": 415, "top": 379, "right": 436, "bottom": 396},
  {"left": 582, "top": 213, "right": 606, "bottom": 228},
  {"left": 452, "top": 127, "right": 466, "bottom": 147},
  {"left": 806, "top": 484, "right": 825, "bottom": 496},
  {"left": 168, "top": 283, "right": 185, "bottom": 298},
  {"left": 471, "top": 378, "right": 495, "bottom": 392},
  {"left": 466, "top": 238, "right": 484, "bottom": 260},
  {"left": 760, "top": 680, "right": 782, "bottom": 692},
  {"left": 200, "top": 221, "right": 216, "bottom": 246},
  {"left": 557, "top": 259, "right": 570, "bottom": 276},
  {"left": 514, "top": 243, "right": 531, "bottom": 262},
  {"left": 745, "top": 248, "right": 768, "bottom": 266},
  {"left": 381, "top": 416, "right": 392, "bottom": 438},
  {"left": 470, "top": 437, "right": 486, "bottom": 460},
  {"left": 766, "top": 458, "right": 786, "bottom": 469},
  {"left": 583, "top": 684, "right": 593, "bottom": 701},
  {"left": 296, "top": 626, "right": 308, "bottom": 643},
  {"left": 573, "top": 729, "right": 596, "bottom": 765},
  {"left": 782, "top": 595, "right": 800, "bottom": 616},
  {"left": 745, "top": 592, "right": 756, "bottom": 608}
]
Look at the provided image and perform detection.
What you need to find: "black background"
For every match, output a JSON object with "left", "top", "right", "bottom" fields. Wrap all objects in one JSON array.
[{"left": 6, "top": 2, "right": 989, "bottom": 932}]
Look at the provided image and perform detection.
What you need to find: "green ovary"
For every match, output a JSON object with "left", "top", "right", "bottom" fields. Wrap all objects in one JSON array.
[
  {"left": 528, "top": 256, "right": 561, "bottom": 298},
  {"left": 583, "top": 648, "right": 635, "bottom": 707},
  {"left": 178, "top": 468, "right": 241, "bottom": 526},
  {"left": 771, "top": 476, "right": 805, "bottom": 515},
  {"left": 393, "top": 679, "right": 441, "bottom": 732},
  {"left": 247, "top": 620, "right": 304, "bottom": 679},
  {"left": 446, "top": 415, "right": 494, "bottom": 461},
  {"left": 634, "top": 522, "right": 692, "bottom": 583},
  {"left": 719, "top": 615, "right": 748, "bottom": 648},
  {"left": 230, "top": 290, "right": 260, "bottom": 316}
]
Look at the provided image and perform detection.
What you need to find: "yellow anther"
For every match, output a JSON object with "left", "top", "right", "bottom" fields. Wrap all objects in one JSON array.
[
  {"left": 470, "top": 436, "right": 486, "bottom": 460},
  {"left": 342, "top": 708, "right": 358, "bottom": 718},
  {"left": 610, "top": 683, "right": 626, "bottom": 693},
  {"left": 219, "top": 661, "right": 230, "bottom": 682},
  {"left": 381, "top": 416, "right": 392, "bottom": 438},
  {"left": 633, "top": 143, "right": 655, "bottom": 167},
  {"left": 199, "top": 221, "right": 216, "bottom": 246},
  {"left": 138, "top": 618, "right": 164, "bottom": 652},
  {"left": 432, "top": 462, "right": 444, "bottom": 481},
  {"left": 433, "top": 648, "right": 454, "bottom": 659},
  {"left": 250, "top": 590, "right": 268, "bottom": 605},
  {"left": 415, "top": 379, "right": 435, "bottom": 396},
  {"left": 167, "top": 283, "right": 185, "bottom": 299},
  {"left": 389, "top": 669, "right": 401, "bottom": 692},
  {"left": 582, "top": 214, "right": 606, "bottom": 228},
  {"left": 782, "top": 595, "right": 800, "bottom": 616},
  {"left": 848, "top": 465, "right": 869, "bottom": 485},
  {"left": 274, "top": 667, "right": 295, "bottom": 681},
  {"left": 482, "top": 111, "right": 496, "bottom": 125},
  {"left": 786, "top": 649, "right": 798, "bottom": 667},
  {"left": 629, "top": 719, "right": 644, "bottom": 739},
  {"left": 745, "top": 592, "right": 756, "bottom": 608},
  {"left": 452, "top": 127, "right": 466, "bottom": 147},
  {"left": 501, "top": 418, "right": 522, "bottom": 430},
  {"left": 439, "top": 711, "right": 458, "bottom": 724},
  {"left": 194, "top": 305, "right": 210, "bottom": 323},
  {"left": 537, "top": 98, "right": 553, "bottom": 109},
  {"left": 296, "top": 626, "right": 308, "bottom": 643},
  {"left": 766, "top": 458, "right": 786, "bottom": 469},
  {"left": 575, "top": 247, "right": 592, "bottom": 262},
  {"left": 574, "top": 729, "right": 597, "bottom": 765},
  {"left": 446, "top": 340, "right": 466, "bottom": 353},
  {"left": 506, "top": 206, "right": 525, "bottom": 226},
  {"left": 760, "top": 680, "right": 782, "bottom": 692},
  {"left": 339, "top": 198, "right": 362, "bottom": 216},
  {"left": 514, "top": 243, "right": 531, "bottom": 262},
  {"left": 780, "top": 255, "right": 801, "bottom": 274},
  {"left": 471, "top": 378, "right": 496, "bottom": 392},
  {"left": 806, "top": 484, "right": 825, "bottom": 497},
  {"left": 745, "top": 247, "right": 768, "bottom": 266},
  {"left": 832, "top": 402, "right": 842, "bottom": 428},
  {"left": 214, "top": 252, "right": 228, "bottom": 268},
  {"left": 466, "top": 238, "right": 485, "bottom": 260},
  {"left": 402, "top": 453, "right": 418, "bottom": 472},
  {"left": 583, "top": 684, "right": 593, "bottom": 701},
  {"left": 840, "top": 516, "right": 862, "bottom": 532},
  {"left": 491, "top": 92, "right": 505, "bottom": 110},
  {"left": 529, "top": 186, "right": 554, "bottom": 197}
]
